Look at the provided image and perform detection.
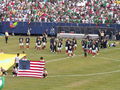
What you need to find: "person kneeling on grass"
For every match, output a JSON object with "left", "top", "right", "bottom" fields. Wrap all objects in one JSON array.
[
  {"left": 43, "top": 68, "right": 48, "bottom": 78},
  {"left": 12, "top": 66, "right": 18, "bottom": 77},
  {"left": 0, "top": 67, "right": 7, "bottom": 76}
]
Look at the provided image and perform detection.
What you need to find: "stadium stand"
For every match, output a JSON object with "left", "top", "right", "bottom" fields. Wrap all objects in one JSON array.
[{"left": 0, "top": 0, "right": 120, "bottom": 24}]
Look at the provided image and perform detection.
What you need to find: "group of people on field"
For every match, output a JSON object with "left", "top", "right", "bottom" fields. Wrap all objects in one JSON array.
[
  {"left": 50, "top": 37, "right": 78, "bottom": 56},
  {"left": 19, "top": 33, "right": 47, "bottom": 50},
  {"left": 0, "top": 53, "right": 48, "bottom": 78}
]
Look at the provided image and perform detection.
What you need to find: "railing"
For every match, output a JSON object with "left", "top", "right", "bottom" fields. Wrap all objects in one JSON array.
[{"left": 0, "top": 22, "right": 120, "bottom": 35}]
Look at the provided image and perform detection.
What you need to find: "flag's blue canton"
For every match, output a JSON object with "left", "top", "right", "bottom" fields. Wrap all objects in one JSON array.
[{"left": 19, "top": 60, "right": 30, "bottom": 70}]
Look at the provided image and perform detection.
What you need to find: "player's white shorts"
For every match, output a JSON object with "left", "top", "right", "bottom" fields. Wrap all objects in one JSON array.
[
  {"left": 58, "top": 47, "right": 62, "bottom": 50},
  {"left": 65, "top": 47, "right": 68, "bottom": 50},
  {"left": 42, "top": 42, "right": 46, "bottom": 46},
  {"left": 36, "top": 43, "right": 37, "bottom": 46},
  {"left": 19, "top": 43, "right": 24, "bottom": 46},
  {"left": 90, "top": 48, "right": 92, "bottom": 50},
  {"left": 92, "top": 50, "right": 96, "bottom": 53},
  {"left": 74, "top": 44, "right": 77, "bottom": 47},
  {"left": 26, "top": 43, "right": 29, "bottom": 46},
  {"left": 37, "top": 45, "right": 41, "bottom": 48},
  {"left": 96, "top": 48, "right": 98, "bottom": 51},
  {"left": 68, "top": 50, "right": 72, "bottom": 54},
  {"left": 82, "top": 46, "right": 84, "bottom": 49}
]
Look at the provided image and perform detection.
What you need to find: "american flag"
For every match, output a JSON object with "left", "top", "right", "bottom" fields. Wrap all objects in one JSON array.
[{"left": 17, "top": 60, "right": 45, "bottom": 78}]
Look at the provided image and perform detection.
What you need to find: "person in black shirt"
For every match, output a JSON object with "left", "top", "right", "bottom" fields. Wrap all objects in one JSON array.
[
  {"left": 92, "top": 41, "right": 97, "bottom": 57},
  {"left": 35, "top": 36, "right": 39, "bottom": 49},
  {"left": 68, "top": 43, "right": 73, "bottom": 56},
  {"left": 53, "top": 40, "right": 57, "bottom": 52},
  {"left": 19, "top": 37, "right": 24, "bottom": 49},
  {"left": 42, "top": 35, "right": 47, "bottom": 49},
  {"left": 50, "top": 37, "right": 55, "bottom": 52},
  {"left": 37, "top": 37, "right": 42, "bottom": 50},
  {"left": 5, "top": 31, "right": 9, "bottom": 44},
  {"left": 65, "top": 38, "right": 71, "bottom": 54},
  {"left": 116, "top": 32, "right": 120, "bottom": 41},
  {"left": 57, "top": 40, "right": 63, "bottom": 53},
  {"left": 72, "top": 38, "right": 77, "bottom": 51},
  {"left": 25, "top": 37, "right": 30, "bottom": 49}
]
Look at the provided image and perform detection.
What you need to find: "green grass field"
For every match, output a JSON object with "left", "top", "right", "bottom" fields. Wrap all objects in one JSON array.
[{"left": 0, "top": 36, "right": 120, "bottom": 90}]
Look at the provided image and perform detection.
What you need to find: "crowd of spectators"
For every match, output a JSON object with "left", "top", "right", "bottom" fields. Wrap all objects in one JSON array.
[{"left": 0, "top": 0, "right": 120, "bottom": 24}]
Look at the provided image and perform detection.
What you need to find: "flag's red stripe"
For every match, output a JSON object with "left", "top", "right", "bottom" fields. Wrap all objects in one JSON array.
[
  {"left": 30, "top": 63, "right": 45, "bottom": 65},
  {"left": 18, "top": 71, "right": 43, "bottom": 73},
  {"left": 17, "top": 74, "right": 43, "bottom": 76},
  {"left": 29, "top": 69, "right": 44, "bottom": 71},
  {"left": 30, "top": 61, "right": 45, "bottom": 63},
  {"left": 30, "top": 66, "right": 44, "bottom": 68}
]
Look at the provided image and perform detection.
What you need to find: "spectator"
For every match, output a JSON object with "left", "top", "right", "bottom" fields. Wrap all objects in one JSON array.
[{"left": 0, "top": 0, "right": 119, "bottom": 24}]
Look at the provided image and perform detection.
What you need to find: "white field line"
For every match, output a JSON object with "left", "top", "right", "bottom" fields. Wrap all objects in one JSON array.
[
  {"left": 47, "top": 54, "right": 82, "bottom": 63},
  {"left": 96, "top": 57, "right": 120, "bottom": 62},
  {"left": 100, "top": 47, "right": 120, "bottom": 52},
  {"left": 48, "top": 69, "right": 120, "bottom": 78}
]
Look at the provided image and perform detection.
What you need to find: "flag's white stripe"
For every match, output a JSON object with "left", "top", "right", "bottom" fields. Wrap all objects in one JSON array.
[
  {"left": 30, "top": 62, "right": 45, "bottom": 64},
  {"left": 18, "top": 70, "right": 43, "bottom": 72},
  {"left": 30, "top": 67, "right": 44, "bottom": 69},
  {"left": 18, "top": 73, "right": 43, "bottom": 75},
  {"left": 17, "top": 75, "right": 43, "bottom": 78},
  {"left": 30, "top": 65, "right": 45, "bottom": 67}
]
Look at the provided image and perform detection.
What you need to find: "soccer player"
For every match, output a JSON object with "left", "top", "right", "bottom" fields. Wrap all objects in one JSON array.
[
  {"left": 25, "top": 37, "right": 30, "bottom": 49},
  {"left": 42, "top": 35, "right": 47, "bottom": 49},
  {"left": 57, "top": 40, "right": 63, "bottom": 53},
  {"left": 72, "top": 38, "right": 77, "bottom": 50},
  {"left": 53, "top": 40, "right": 57, "bottom": 52},
  {"left": 19, "top": 37, "right": 24, "bottom": 49},
  {"left": 92, "top": 41, "right": 97, "bottom": 57},
  {"left": 65, "top": 38, "right": 71, "bottom": 54},
  {"left": 35, "top": 36, "right": 39, "bottom": 49},
  {"left": 37, "top": 37, "right": 42, "bottom": 50},
  {"left": 68, "top": 43, "right": 73, "bottom": 56},
  {"left": 82, "top": 39, "right": 88, "bottom": 57},
  {"left": 50, "top": 37, "right": 55, "bottom": 52}
]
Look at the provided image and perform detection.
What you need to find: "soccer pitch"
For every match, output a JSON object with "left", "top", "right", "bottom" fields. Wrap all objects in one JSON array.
[{"left": 0, "top": 36, "right": 120, "bottom": 90}]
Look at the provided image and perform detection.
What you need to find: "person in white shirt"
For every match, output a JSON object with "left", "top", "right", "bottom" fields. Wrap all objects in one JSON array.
[
  {"left": 5, "top": 31, "right": 9, "bottom": 44},
  {"left": 15, "top": 53, "right": 20, "bottom": 68}
]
